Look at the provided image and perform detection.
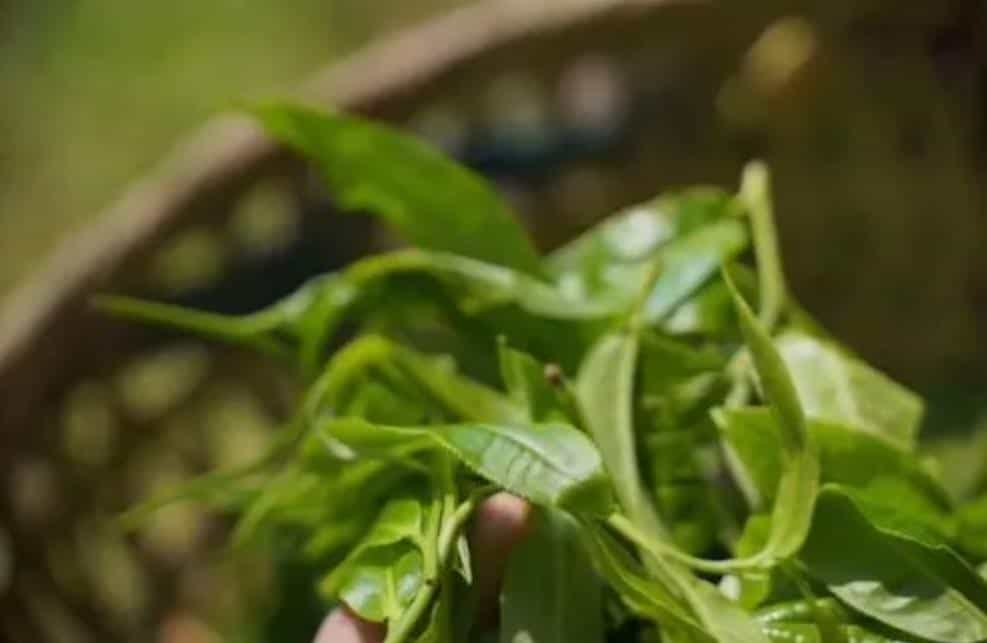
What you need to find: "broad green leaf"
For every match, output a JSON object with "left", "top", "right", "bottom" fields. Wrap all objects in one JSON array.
[
  {"left": 320, "top": 418, "right": 613, "bottom": 514},
  {"left": 716, "top": 408, "right": 951, "bottom": 515},
  {"left": 255, "top": 104, "right": 541, "bottom": 275},
  {"left": 500, "top": 508, "right": 604, "bottom": 643},
  {"left": 663, "top": 265, "right": 757, "bottom": 338},
  {"left": 577, "top": 330, "right": 665, "bottom": 538},
  {"left": 546, "top": 188, "right": 734, "bottom": 281},
  {"left": 776, "top": 332, "right": 923, "bottom": 451},
  {"left": 644, "top": 219, "right": 749, "bottom": 322},
  {"left": 322, "top": 497, "right": 429, "bottom": 624},
  {"left": 725, "top": 269, "right": 818, "bottom": 563},
  {"left": 801, "top": 485, "right": 987, "bottom": 643},
  {"left": 334, "top": 547, "right": 425, "bottom": 624}
]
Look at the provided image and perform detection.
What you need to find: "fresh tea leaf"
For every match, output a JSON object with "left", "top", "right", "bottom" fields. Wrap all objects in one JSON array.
[
  {"left": 776, "top": 332, "right": 924, "bottom": 451},
  {"left": 322, "top": 497, "right": 429, "bottom": 624},
  {"left": 801, "top": 485, "right": 987, "bottom": 643},
  {"left": 545, "top": 188, "right": 734, "bottom": 287},
  {"left": 577, "top": 330, "right": 666, "bottom": 538},
  {"left": 334, "top": 547, "right": 426, "bottom": 624},
  {"left": 716, "top": 408, "right": 951, "bottom": 514},
  {"left": 644, "top": 219, "right": 749, "bottom": 322},
  {"left": 256, "top": 104, "right": 541, "bottom": 275},
  {"left": 320, "top": 418, "right": 613, "bottom": 514},
  {"left": 724, "top": 268, "right": 819, "bottom": 563}
]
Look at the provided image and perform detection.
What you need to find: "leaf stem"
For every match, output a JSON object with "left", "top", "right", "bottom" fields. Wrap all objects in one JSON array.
[
  {"left": 384, "top": 477, "right": 491, "bottom": 643},
  {"left": 606, "top": 513, "right": 773, "bottom": 574}
]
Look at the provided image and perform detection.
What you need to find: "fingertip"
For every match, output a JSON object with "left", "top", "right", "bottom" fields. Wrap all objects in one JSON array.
[
  {"left": 315, "top": 607, "right": 385, "bottom": 643},
  {"left": 472, "top": 492, "right": 533, "bottom": 548}
]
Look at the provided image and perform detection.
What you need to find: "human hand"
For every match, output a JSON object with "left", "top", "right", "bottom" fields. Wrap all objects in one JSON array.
[{"left": 313, "top": 493, "right": 532, "bottom": 643}]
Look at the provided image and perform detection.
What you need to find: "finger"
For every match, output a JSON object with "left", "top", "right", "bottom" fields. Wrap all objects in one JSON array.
[
  {"left": 314, "top": 607, "right": 385, "bottom": 643},
  {"left": 469, "top": 492, "right": 533, "bottom": 627}
]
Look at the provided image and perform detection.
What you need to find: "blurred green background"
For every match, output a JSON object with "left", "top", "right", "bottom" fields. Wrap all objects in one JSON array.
[
  {"left": 0, "top": 0, "right": 463, "bottom": 296},
  {"left": 3, "top": 1, "right": 987, "bottom": 642}
]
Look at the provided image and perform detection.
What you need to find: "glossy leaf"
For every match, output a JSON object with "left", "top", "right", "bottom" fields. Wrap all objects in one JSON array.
[
  {"left": 322, "top": 497, "right": 429, "bottom": 623},
  {"left": 320, "top": 418, "right": 613, "bottom": 514},
  {"left": 256, "top": 104, "right": 541, "bottom": 275},
  {"left": 644, "top": 219, "right": 749, "bottom": 322},
  {"left": 776, "top": 332, "right": 923, "bottom": 451},
  {"left": 801, "top": 485, "right": 987, "bottom": 643},
  {"left": 500, "top": 508, "right": 604, "bottom": 643},
  {"left": 545, "top": 189, "right": 733, "bottom": 290}
]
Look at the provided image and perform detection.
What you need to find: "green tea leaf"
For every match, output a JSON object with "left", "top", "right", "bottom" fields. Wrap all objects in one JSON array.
[
  {"left": 256, "top": 104, "right": 541, "bottom": 275},
  {"left": 546, "top": 188, "right": 734, "bottom": 285},
  {"left": 322, "top": 497, "right": 429, "bottom": 623},
  {"left": 716, "top": 408, "right": 951, "bottom": 514},
  {"left": 577, "top": 330, "right": 665, "bottom": 538},
  {"left": 500, "top": 508, "right": 604, "bottom": 643},
  {"left": 724, "top": 268, "right": 818, "bottom": 563},
  {"left": 801, "top": 485, "right": 987, "bottom": 643},
  {"left": 335, "top": 547, "right": 425, "bottom": 623},
  {"left": 644, "top": 219, "right": 749, "bottom": 322},
  {"left": 320, "top": 418, "right": 613, "bottom": 514},
  {"left": 776, "top": 332, "right": 924, "bottom": 451}
]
